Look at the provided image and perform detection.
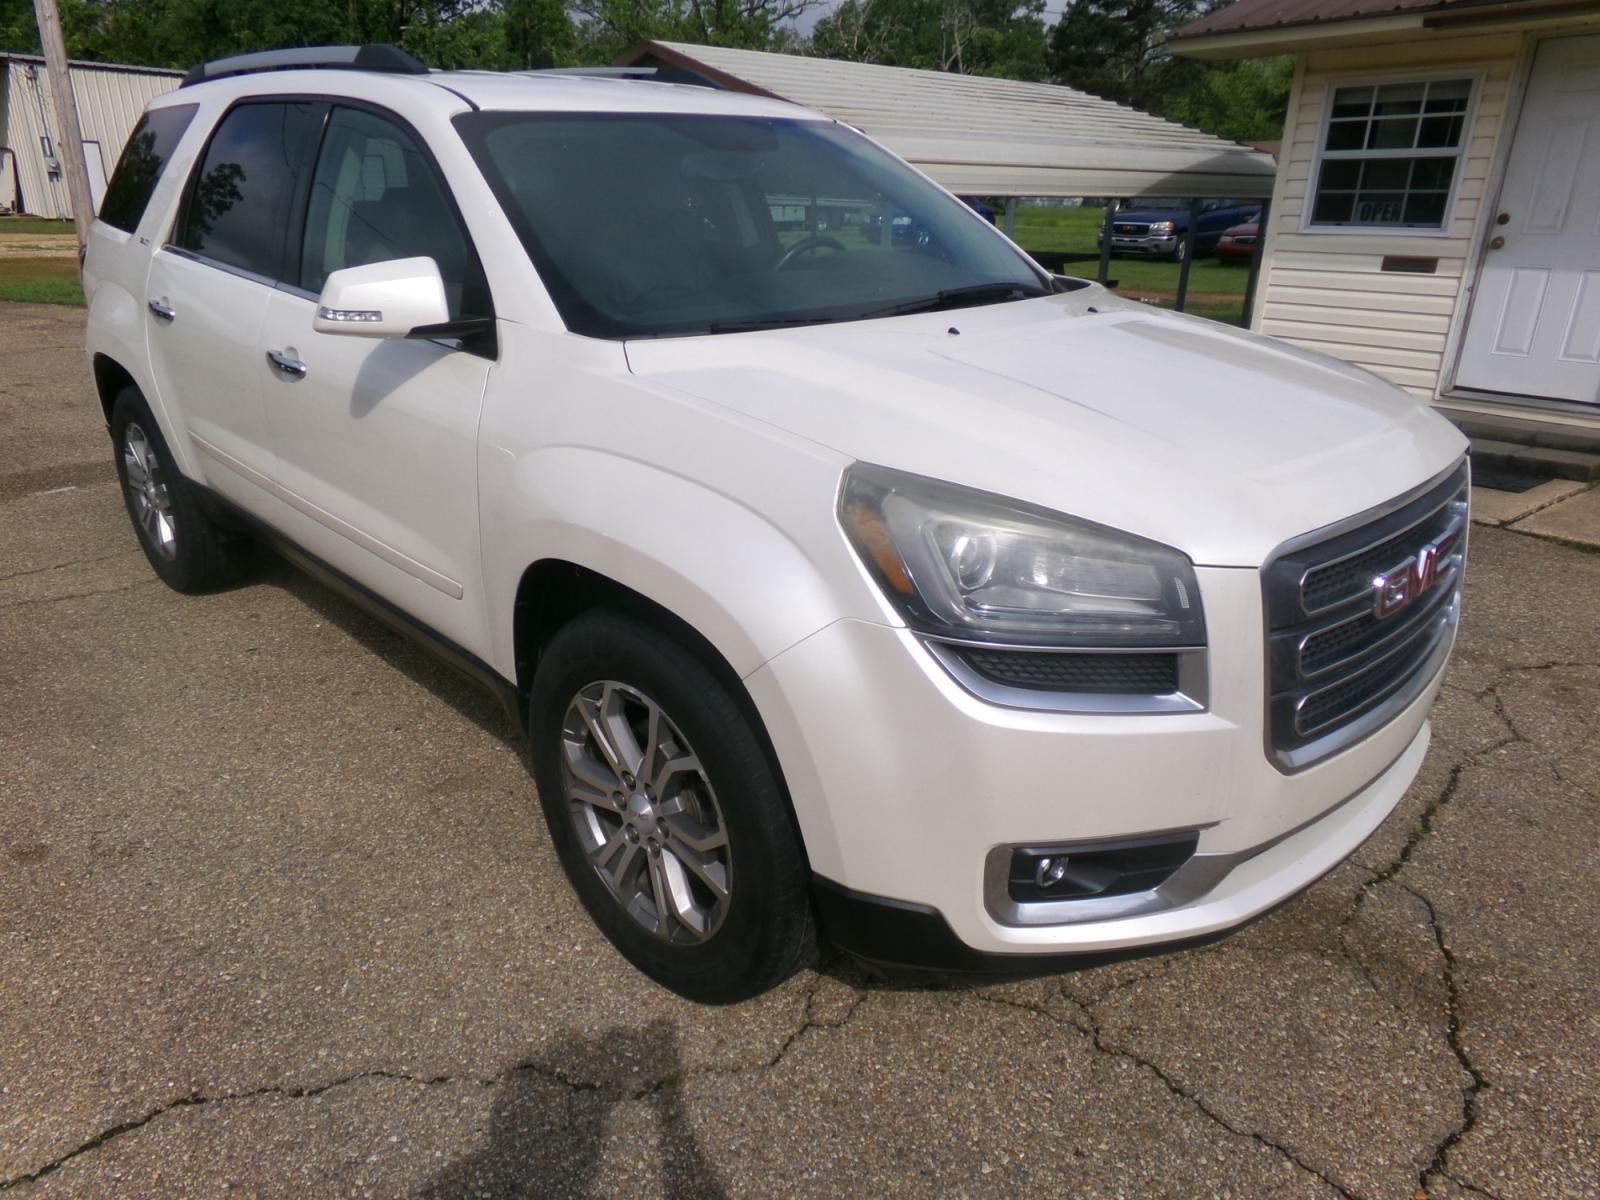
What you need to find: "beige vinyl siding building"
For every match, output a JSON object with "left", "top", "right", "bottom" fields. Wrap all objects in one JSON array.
[
  {"left": 1174, "top": 0, "right": 1600, "bottom": 442},
  {"left": 1262, "top": 34, "right": 1518, "bottom": 399},
  {"left": 1, "top": 54, "right": 181, "bottom": 218}
]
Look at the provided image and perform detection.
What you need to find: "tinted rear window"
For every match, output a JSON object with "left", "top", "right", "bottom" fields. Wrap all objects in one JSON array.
[
  {"left": 176, "top": 101, "right": 323, "bottom": 280},
  {"left": 99, "top": 104, "right": 198, "bottom": 234}
]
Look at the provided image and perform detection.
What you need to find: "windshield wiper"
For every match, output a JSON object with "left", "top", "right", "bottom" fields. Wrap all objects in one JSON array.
[
  {"left": 703, "top": 315, "right": 838, "bottom": 335},
  {"left": 864, "top": 282, "right": 1051, "bottom": 319}
]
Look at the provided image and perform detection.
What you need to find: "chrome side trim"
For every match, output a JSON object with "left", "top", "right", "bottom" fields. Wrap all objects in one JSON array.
[
  {"left": 923, "top": 638, "right": 1208, "bottom": 715},
  {"left": 189, "top": 434, "right": 466, "bottom": 600}
]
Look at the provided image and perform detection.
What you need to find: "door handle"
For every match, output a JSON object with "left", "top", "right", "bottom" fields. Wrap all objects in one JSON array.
[
  {"left": 147, "top": 299, "right": 176, "bottom": 322},
  {"left": 265, "top": 349, "right": 308, "bottom": 379}
]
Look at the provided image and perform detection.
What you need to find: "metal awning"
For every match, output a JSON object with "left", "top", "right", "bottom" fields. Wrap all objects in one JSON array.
[{"left": 618, "top": 41, "right": 1278, "bottom": 199}]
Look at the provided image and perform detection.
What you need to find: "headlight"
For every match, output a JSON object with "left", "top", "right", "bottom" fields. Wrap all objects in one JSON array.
[
  {"left": 1218, "top": 234, "right": 1236, "bottom": 244},
  {"left": 1148, "top": 221, "right": 1175, "bottom": 235},
  {"left": 839, "top": 465, "right": 1205, "bottom": 648}
]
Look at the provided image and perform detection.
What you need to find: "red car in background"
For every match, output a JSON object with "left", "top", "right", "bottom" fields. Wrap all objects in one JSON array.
[{"left": 1216, "top": 222, "right": 1260, "bottom": 264}]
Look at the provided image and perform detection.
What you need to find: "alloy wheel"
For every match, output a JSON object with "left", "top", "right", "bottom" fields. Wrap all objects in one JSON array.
[
  {"left": 559, "top": 681, "right": 732, "bottom": 944},
  {"left": 122, "top": 421, "right": 177, "bottom": 561}
]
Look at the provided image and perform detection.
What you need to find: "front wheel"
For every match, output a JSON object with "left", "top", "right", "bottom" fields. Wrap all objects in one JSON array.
[{"left": 527, "top": 612, "right": 816, "bottom": 1003}]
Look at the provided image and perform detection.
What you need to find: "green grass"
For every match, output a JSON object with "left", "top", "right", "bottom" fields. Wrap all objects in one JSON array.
[
  {"left": 0, "top": 256, "right": 85, "bottom": 306},
  {"left": 1007, "top": 204, "right": 1250, "bottom": 326},
  {"left": 0, "top": 217, "right": 77, "bottom": 237}
]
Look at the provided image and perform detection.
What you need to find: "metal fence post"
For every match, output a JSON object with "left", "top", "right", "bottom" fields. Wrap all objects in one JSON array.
[
  {"left": 1242, "top": 199, "right": 1271, "bottom": 329},
  {"left": 1174, "top": 199, "right": 1201, "bottom": 313},
  {"left": 1097, "top": 201, "right": 1116, "bottom": 285}
]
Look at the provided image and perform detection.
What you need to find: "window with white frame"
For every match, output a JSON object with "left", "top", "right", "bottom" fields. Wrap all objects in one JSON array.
[{"left": 1309, "top": 78, "right": 1473, "bottom": 230}]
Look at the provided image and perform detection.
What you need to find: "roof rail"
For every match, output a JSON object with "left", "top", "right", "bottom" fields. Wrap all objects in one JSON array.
[
  {"left": 181, "top": 44, "right": 428, "bottom": 88},
  {"left": 522, "top": 66, "right": 725, "bottom": 90}
]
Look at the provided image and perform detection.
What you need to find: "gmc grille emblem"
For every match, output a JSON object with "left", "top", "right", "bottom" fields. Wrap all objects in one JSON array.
[{"left": 1372, "top": 526, "right": 1460, "bottom": 619}]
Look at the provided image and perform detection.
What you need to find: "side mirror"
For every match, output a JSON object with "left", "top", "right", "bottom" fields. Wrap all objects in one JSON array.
[{"left": 313, "top": 256, "right": 449, "bottom": 338}]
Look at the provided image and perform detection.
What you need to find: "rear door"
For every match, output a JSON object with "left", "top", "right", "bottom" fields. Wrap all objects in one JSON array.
[
  {"left": 256, "top": 103, "right": 495, "bottom": 654},
  {"left": 144, "top": 100, "right": 324, "bottom": 513}
]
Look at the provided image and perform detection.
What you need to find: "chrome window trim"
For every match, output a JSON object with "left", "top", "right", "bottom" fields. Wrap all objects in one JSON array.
[{"left": 922, "top": 637, "right": 1208, "bottom": 715}]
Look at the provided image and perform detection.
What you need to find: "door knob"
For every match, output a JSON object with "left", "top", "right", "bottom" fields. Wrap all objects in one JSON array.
[
  {"left": 1496, "top": 212, "right": 1510, "bottom": 225},
  {"left": 266, "top": 349, "right": 308, "bottom": 379},
  {"left": 1489, "top": 236, "right": 1505, "bottom": 250}
]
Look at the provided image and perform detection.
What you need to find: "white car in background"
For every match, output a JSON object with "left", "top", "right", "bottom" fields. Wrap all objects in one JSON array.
[{"left": 83, "top": 46, "right": 1468, "bottom": 1002}]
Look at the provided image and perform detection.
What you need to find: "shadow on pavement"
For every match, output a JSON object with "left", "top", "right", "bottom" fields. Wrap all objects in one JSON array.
[
  {"left": 419, "top": 1019, "right": 729, "bottom": 1199},
  {"left": 257, "top": 554, "right": 519, "bottom": 745}
]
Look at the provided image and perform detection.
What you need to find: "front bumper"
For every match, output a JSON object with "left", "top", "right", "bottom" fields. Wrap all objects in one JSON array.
[
  {"left": 745, "top": 564, "right": 1444, "bottom": 963},
  {"left": 1099, "top": 233, "right": 1178, "bottom": 256}
]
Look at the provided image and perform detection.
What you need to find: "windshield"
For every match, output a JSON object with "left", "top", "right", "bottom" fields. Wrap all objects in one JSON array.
[{"left": 455, "top": 112, "right": 1048, "bottom": 338}]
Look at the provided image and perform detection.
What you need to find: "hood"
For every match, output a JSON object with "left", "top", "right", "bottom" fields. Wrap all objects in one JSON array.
[
  {"left": 622, "top": 289, "right": 1466, "bottom": 567},
  {"left": 1114, "top": 209, "right": 1190, "bottom": 224}
]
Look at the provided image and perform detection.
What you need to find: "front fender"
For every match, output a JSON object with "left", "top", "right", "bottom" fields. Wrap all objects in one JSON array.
[{"left": 482, "top": 444, "right": 867, "bottom": 682}]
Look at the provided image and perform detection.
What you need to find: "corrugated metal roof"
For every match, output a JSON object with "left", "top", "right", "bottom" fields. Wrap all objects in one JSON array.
[
  {"left": 0, "top": 51, "right": 182, "bottom": 76},
  {"left": 2, "top": 56, "right": 180, "bottom": 217},
  {"left": 1174, "top": 0, "right": 1560, "bottom": 39},
  {"left": 620, "top": 41, "right": 1278, "bottom": 198}
]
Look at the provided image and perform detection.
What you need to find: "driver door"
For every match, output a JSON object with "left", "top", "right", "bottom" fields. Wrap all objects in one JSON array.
[{"left": 257, "top": 104, "right": 495, "bottom": 656}]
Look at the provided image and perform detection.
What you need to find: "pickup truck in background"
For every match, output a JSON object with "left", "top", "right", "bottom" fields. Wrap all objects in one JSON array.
[{"left": 1097, "top": 198, "right": 1262, "bottom": 261}]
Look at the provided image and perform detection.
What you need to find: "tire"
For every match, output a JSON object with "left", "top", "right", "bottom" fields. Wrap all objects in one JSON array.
[
  {"left": 527, "top": 611, "right": 816, "bottom": 1003},
  {"left": 110, "top": 386, "right": 251, "bottom": 592},
  {"left": 1171, "top": 238, "right": 1188, "bottom": 263}
]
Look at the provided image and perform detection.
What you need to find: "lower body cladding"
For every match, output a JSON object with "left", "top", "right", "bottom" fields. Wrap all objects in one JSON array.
[{"left": 745, "top": 565, "right": 1450, "bottom": 970}]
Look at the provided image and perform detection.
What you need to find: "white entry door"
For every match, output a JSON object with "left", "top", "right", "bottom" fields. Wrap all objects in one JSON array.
[{"left": 1457, "top": 34, "right": 1600, "bottom": 404}]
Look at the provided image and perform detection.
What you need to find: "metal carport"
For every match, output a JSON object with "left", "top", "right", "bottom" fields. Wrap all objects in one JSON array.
[{"left": 617, "top": 41, "right": 1278, "bottom": 201}]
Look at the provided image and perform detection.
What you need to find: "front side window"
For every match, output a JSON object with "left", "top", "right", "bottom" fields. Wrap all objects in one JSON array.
[
  {"left": 456, "top": 113, "right": 1046, "bottom": 338},
  {"left": 100, "top": 104, "right": 198, "bottom": 233},
  {"left": 1309, "top": 78, "right": 1472, "bottom": 230},
  {"left": 299, "top": 107, "right": 487, "bottom": 319},
  {"left": 175, "top": 101, "right": 323, "bottom": 278}
]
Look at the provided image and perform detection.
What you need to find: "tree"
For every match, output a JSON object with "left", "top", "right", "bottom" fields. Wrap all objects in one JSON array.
[
  {"left": 566, "top": 0, "right": 822, "bottom": 62},
  {"left": 1047, "top": 0, "right": 1291, "bottom": 142},
  {"left": 1047, "top": 0, "right": 1204, "bottom": 109},
  {"left": 811, "top": 0, "right": 1048, "bottom": 80}
]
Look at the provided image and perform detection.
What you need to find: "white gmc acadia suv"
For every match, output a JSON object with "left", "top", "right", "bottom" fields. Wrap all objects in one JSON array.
[{"left": 83, "top": 46, "right": 1470, "bottom": 1002}]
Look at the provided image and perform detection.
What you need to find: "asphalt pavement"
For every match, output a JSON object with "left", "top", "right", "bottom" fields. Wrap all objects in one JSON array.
[{"left": 2, "top": 302, "right": 1596, "bottom": 1198}]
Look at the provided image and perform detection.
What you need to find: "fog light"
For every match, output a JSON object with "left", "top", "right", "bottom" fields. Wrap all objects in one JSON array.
[
  {"left": 1035, "top": 856, "right": 1068, "bottom": 888},
  {"left": 1009, "top": 832, "right": 1199, "bottom": 904}
]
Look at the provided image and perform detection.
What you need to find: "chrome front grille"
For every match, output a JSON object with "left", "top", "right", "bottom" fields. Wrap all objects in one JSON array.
[{"left": 1262, "top": 462, "right": 1468, "bottom": 771}]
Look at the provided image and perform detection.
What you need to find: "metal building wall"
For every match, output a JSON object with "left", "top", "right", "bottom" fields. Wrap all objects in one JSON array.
[{"left": 1, "top": 55, "right": 180, "bottom": 218}]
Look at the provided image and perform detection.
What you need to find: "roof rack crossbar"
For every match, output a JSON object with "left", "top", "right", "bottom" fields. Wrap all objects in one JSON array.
[
  {"left": 521, "top": 66, "right": 725, "bottom": 90},
  {"left": 181, "top": 45, "right": 428, "bottom": 88}
]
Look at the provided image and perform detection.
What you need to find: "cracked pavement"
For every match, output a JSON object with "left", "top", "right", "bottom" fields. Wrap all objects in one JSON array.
[{"left": 2, "top": 302, "right": 1597, "bottom": 1197}]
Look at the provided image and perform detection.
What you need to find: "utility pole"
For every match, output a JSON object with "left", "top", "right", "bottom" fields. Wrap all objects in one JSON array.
[{"left": 34, "top": 0, "right": 95, "bottom": 251}]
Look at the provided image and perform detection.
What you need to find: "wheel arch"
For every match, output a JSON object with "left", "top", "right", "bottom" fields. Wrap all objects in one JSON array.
[
  {"left": 92, "top": 353, "right": 139, "bottom": 426},
  {"left": 513, "top": 557, "right": 813, "bottom": 869}
]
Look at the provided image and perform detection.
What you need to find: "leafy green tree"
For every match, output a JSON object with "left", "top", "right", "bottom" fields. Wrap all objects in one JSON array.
[
  {"left": 0, "top": 0, "right": 40, "bottom": 52},
  {"left": 811, "top": 0, "right": 1047, "bottom": 80},
  {"left": 1047, "top": 0, "right": 1291, "bottom": 142},
  {"left": 567, "top": 0, "right": 820, "bottom": 63}
]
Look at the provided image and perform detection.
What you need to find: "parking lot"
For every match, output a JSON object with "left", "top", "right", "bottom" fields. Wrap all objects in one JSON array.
[{"left": 2, "top": 301, "right": 1596, "bottom": 1198}]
